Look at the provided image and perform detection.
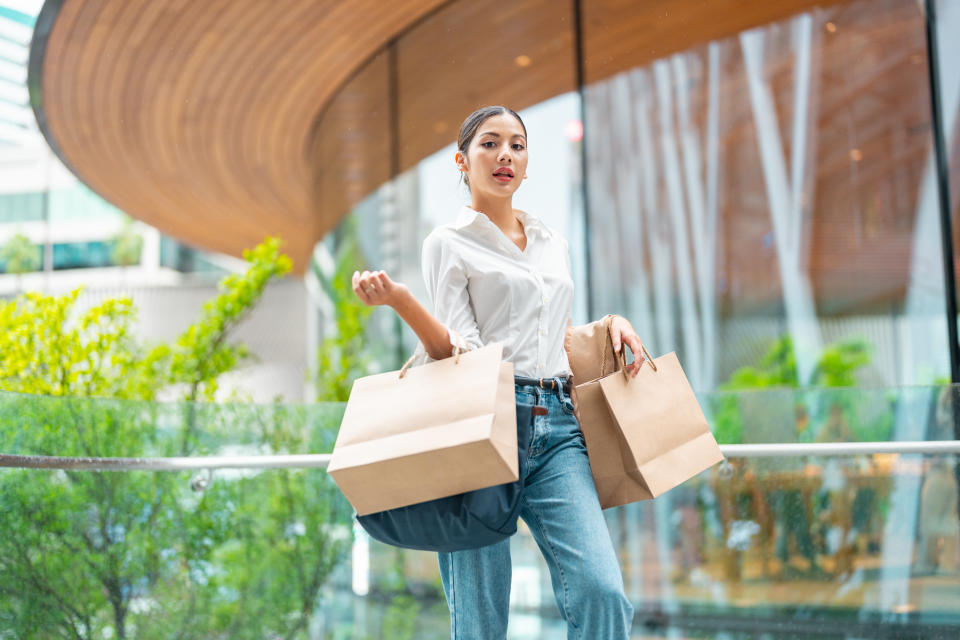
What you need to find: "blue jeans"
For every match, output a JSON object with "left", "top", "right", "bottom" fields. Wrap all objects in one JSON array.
[{"left": 438, "top": 379, "right": 634, "bottom": 639}]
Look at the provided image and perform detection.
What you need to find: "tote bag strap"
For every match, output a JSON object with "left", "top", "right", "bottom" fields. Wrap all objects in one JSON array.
[{"left": 398, "top": 329, "right": 468, "bottom": 379}]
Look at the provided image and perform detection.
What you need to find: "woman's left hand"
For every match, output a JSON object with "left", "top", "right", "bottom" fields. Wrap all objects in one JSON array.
[{"left": 609, "top": 315, "right": 647, "bottom": 378}]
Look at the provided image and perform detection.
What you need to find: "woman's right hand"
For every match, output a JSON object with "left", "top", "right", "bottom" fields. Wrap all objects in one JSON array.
[
  {"left": 352, "top": 269, "right": 407, "bottom": 308},
  {"left": 354, "top": 268, "right": 456, "bottom": 360}
]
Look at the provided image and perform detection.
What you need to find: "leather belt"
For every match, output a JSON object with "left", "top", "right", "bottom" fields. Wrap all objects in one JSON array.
[{"left": 514, "top": 375, "right": 572, "bottom": 395}]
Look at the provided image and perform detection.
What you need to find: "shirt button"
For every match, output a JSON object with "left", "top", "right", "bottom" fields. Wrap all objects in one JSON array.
[{"left": 540, "top": 329, "right": 547, "bottom": 336}]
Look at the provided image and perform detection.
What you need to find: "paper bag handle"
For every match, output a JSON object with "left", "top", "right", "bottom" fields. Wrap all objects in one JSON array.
[
  {"left": 398, "top": 329, "right": 467, "bottom": 379},
  {"left": 602, "top": 319, "right": 657, "bottom": 378},
  {"left": 615, "top": 339, "right": 656, "bottom": 378}
]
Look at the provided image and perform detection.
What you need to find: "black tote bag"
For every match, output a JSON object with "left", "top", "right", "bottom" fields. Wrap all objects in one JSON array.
[{"left": 355, "top": 401, "right": 533, "bottom": 552}]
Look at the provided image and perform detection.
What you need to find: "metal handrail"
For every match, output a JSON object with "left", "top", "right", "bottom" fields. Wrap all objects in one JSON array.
[
  {"left": 0, "top": 453, "right": 333, "bottom": 471},
  {"left": 1, "top": 441, "right": 959, "bottom": 472},
  {"left": 722, "top": 441, "right": 960, "bottom": 457}
]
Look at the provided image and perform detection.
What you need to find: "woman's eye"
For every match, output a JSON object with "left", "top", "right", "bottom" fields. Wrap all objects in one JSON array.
[
  {"left": 481, "top": 141, "right": 496, "bottom": 148},
  {"left": 513, "top": 144, "right": 525, "bottom": 150}
]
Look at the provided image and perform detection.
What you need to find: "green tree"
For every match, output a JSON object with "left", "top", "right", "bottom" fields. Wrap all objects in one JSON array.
[
  {"left": 0, "top": 231, "right": 41, "bottom": 291},
  {"left": 110, "top": 218, "right": 144, "bottom": 268},
  {"left": 710, "top": 335, "right": 884, "bottom": 444},
  {"left": 315, "top": 234, "right": 373, "bottom": 402},
  {"left": 0, "top": 237, "right": 351, "bottom": 639}
]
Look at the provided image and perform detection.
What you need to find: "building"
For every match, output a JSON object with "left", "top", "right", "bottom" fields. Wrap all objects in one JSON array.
[{"left": 0, "top": 2, "right": 312, "bottom": 402}]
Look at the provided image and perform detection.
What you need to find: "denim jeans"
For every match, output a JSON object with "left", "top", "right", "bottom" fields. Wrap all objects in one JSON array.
[{"left": 438, "top": 379, "right": 634, "bottom": 639}]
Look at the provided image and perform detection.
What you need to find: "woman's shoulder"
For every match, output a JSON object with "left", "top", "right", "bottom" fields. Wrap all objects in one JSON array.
[
  {"left": 422, "top": 224, "right": 459, "bottom": 250},
  {"left": 420, "top": 224, "right": 465, "bottom": 269},
  {"left": 422, "top": 206, "right": 484, "bottom": 248}
]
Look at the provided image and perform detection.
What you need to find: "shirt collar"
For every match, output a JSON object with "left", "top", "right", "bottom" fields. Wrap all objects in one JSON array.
[{"left": 453, "top": 205, "right": 548, "bottom": 238}]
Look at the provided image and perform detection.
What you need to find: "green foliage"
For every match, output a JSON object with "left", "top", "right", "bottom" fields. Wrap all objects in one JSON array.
[
  {"left": 813, "top": 338, "right": 872, "bottom": 387},
  {"left": 0, "top": 232, "right": 41, "bottom": 280},
  {"left": 711, "top": 334, "right": 881, "bottom": 444},
  {"left": 316, "top": 235, "right": 373, "bottom": 402},
  {"left": 708, "top": 394, "right": 744, "bottom": 446},
  {"left": 164, "top": 236, "right": 292, "bottom": 403},
  {"left": 110, "top": 218, "right": 144, "bottom": 267},
  {"left": 723, "top": 335, "right": 872, "bottom": 391},
  {"left": 724, "top": 335, "right": 799, "bottom": 389},
  {"left": 0, "top": 290, "right": 154, "bottom": 399},
  {"left": 0, "top": 236, "right": 292, "bottom": 404},
  {"left": 382, "top": 594, "right": 420, "bottom": 640},
  {"left": 0, "top": 237, "right": 351, "bottom": 639}
]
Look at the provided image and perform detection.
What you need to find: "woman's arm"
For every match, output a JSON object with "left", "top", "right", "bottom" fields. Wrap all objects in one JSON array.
[{"left": 352, "top": 269, "right": 456, "bottom": 361}]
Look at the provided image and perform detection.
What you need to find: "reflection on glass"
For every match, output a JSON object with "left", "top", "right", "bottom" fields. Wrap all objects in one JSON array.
[
  {"left": 0, "top": 392, "right": 351, "bottom": 639},
  {"left": 583, "top": 0, "right": 950, "bottom": 393},
  {"left": 2, "top": 391, "right": 958, "bottom": 638}
]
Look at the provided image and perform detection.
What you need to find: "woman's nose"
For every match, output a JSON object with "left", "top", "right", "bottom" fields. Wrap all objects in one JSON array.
[{"left": 498, "top": 146, "right": 512, "bottom": 162}]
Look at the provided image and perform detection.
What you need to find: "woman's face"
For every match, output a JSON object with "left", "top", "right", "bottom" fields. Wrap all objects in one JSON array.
[{"left": 457, "top": 113, "right": 528, "bottom": 200}]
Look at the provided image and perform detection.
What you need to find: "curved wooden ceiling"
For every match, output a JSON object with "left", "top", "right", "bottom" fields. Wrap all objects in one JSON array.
[
  {"left": 32, "top": 0, "right": 848, "bottom": 273},
  {"left": 31, "top": 0, "right": 449, "bottom": 272}
]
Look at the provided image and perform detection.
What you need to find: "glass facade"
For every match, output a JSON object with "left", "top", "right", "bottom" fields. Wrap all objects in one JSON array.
[
  {"left": 585, "top": 0, "right": 949, "bottom": 394},
  {"left": 50, "top": 239, "right": 112, "bottom": 270},
  {"left": 2, "top": 390, "right": 958, "bottom": 638},
  {"left": 0, "top": 183, "right": 128, "bottom": 227},
  {"left": 318, "top": 0, "right": 960, "bottom": 396},
  {"left": 309, "top": 0, "right": 960, "bottom": 636}
]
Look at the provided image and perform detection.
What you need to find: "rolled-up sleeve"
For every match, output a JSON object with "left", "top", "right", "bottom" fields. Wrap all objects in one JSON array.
[{"left": 421, "top": 230, "right": 484, "bottom": 354}]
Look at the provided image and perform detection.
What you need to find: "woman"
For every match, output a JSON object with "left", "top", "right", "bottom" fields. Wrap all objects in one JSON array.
[{"left": 352, "top": 105, "right": 640, "bottom": 639}]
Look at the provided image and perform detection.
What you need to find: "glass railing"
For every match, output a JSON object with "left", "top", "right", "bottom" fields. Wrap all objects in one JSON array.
[{"left": 1, "top": 389, "right": 958, "bottom": 639}]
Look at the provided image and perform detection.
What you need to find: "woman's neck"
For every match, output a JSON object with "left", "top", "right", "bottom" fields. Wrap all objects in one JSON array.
[{"left": 470, "top": 196, "right": 519, "bottom": 233}]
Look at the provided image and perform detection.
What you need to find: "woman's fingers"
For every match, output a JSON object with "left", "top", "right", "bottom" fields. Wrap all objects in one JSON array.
[
  {"left": 372, "top": 270, "right": 389, "bottom": 291},
  {"left": 620, "top": 330, "right": 646, "bottom": 378},
  {"left": 353, "top": 270, "right": 374, "bottom": 304},
  {"left": 610, "top": 316, "right": 644, "bottom": 377},
  {"left": 353, "top": 269, "right": 392, "bottom": 305}
]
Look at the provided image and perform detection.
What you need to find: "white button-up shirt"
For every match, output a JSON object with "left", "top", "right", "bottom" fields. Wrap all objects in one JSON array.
[{"left": 416, "top": 205, "right": 574, "bottom": 378}]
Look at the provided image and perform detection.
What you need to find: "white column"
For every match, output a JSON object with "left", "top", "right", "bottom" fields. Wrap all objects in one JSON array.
[
  {"left": 654, "top": 60, "right": 705, "bottom": 389},
  {"left": 740, "top": 18, "right": 823, "bottom": 385},
  {"left": 632, "top": 69, "right": 676, "bottom": 358}
]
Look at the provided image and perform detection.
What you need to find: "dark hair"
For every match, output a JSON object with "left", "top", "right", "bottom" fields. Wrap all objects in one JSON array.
[{"left": 457, "top": 106, "right": 527, "bottom": 189}]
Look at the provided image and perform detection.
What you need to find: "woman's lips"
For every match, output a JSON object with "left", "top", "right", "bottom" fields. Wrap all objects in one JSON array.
[{"left": 493, "top": 174, "right": 513, "bottom": 183}]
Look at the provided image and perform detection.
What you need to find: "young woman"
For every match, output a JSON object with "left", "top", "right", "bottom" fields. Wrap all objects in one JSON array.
[{"left": 352, "top": 105, "right": 642, "bottom": 639}]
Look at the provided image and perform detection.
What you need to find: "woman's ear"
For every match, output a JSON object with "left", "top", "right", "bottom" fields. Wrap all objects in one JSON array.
[{"left": 454, "top": 151, "right": 468, "bottom": 173}]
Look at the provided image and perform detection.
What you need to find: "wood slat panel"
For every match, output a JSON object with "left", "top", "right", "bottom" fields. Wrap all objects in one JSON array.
[
  {"left": 395, "top": 0, "right": 576, "bottom": 174},
  {"left": 36, "top": 0, "right": 449, "bottom": 272},
  {"left": 582, "top": 0, "right": 850, "bottom": 86},
  {"left": 310, "top": 52, "right": 392, "bottom": 239},
  {"left": 35, "top": 0, "right": 899, "bottom": 273}
]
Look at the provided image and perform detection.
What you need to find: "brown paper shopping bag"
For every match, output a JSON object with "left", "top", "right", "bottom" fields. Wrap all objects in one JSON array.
[
  {"left": 565, "top": 317, "right": 723, "bottom": 508},
  {"left": 327, "top": 341, "right": 516, "bottom": 516}
]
